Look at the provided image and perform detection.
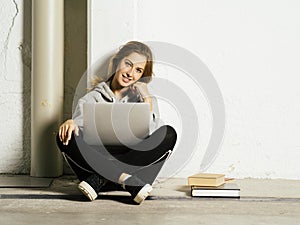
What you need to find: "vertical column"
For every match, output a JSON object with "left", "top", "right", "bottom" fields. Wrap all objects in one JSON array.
[{"left": 31, "top": 0, "right": 64, "bottom": 177}]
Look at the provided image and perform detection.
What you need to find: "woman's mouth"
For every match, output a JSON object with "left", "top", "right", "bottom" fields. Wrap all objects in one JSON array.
[{"left": 122, "top": 74, "right": 132, "bottom": 83}]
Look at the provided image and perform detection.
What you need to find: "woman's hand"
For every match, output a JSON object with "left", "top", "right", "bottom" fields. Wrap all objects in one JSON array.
[
  {"left": 133, "top": 82, "right": 153, "bottom": 111},
  {"left": 58, "top": 119, "right": 79, "bottom": 145}
]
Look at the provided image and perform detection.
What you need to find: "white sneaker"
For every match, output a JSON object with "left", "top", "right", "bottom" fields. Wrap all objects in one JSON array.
[
  {"left": 133, "top": 184, "right": 153, "bottom": 204},
  {"left": 123, "top": 175, "right": 153, "bottom": 204},
  {"left": 78, "top": 181, "right": 98, "bottom": 201}
]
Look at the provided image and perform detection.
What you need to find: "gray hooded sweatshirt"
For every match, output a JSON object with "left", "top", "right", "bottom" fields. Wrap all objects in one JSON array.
[{"left": 72, "top": 81, "right": 160, "bottom": 133}]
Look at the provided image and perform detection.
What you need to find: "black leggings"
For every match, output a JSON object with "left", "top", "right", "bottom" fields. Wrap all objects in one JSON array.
[{"left": 56, "top": 125, "right": 177, "bottom": 185}]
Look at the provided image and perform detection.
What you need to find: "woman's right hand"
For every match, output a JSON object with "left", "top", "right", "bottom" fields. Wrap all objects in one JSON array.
[
  {"left": 133, "top": 82, "right": 153, "bottom": 111},
  {"left": 58, "top": 119, "right": 79, "bottom": 145}
]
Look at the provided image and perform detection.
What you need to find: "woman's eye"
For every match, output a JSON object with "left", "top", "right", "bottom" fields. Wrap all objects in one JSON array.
[
  {"left": 125, "top": 61, "right": 131, "bottom": 66},
  {"left": 136, "top": 69, "right": 142, "bottom": 73}
]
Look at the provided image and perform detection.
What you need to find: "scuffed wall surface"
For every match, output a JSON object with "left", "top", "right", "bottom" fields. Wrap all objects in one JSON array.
[
  {"left": 0, "top": 0, "right": 31, "bottom": 173},
  {"left": 0, "top": 0, "right": 87, "bottom": 174}
]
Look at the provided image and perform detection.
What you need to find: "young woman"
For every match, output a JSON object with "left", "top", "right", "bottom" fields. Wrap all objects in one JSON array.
[{"left": 56, "top": 41, "right": 177, "bottom": 204}]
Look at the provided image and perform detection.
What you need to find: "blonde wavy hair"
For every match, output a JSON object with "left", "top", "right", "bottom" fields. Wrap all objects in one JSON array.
[{"left": 90, "top": 41, "right": 153, "bottom": 89}]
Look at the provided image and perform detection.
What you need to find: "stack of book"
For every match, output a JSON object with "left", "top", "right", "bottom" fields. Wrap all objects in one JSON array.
[{"left": 188, "top": 173, "right": 240, "bottom": 198}]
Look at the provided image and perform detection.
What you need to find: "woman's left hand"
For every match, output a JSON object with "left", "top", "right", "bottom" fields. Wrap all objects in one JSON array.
[
  {"left": 133, "top": 82, "right": 153, "bottom": 111},
  {"left": 58, "top": 119, "right": 79, "bottom": 145}
]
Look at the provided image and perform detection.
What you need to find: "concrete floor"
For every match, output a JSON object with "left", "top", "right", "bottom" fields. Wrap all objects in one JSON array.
[{"left": 0, "top": 175, "right": 299, "bottom": 225}]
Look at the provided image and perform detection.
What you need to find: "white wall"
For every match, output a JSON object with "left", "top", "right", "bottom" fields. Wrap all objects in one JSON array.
[
  {"left": 1, "top": 0, "right": 299, "bottom": 179},
  {"left": 0, "top": 0, "right": 31, "bottom": 173},
  {"left": 0, "top": 0, "right": 87, "bottom": 174},
  {"left": 89, "top": 0, "right": 300, "bottom": 179}
]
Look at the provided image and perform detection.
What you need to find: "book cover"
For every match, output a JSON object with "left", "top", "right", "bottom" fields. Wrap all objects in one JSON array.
[
  {"left": 191, "top": 182, "right": 240, "bottom": 198},
  {"left": 188, "top": 173, "right": 225, "bottom": 187}
]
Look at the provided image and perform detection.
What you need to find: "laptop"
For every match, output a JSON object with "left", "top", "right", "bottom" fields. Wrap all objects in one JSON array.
[{"left": 83, "top": 102, "right": 151, "bottom": 146}]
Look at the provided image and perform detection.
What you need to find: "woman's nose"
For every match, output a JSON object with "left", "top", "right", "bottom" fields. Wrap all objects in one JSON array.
[{"left": 126, "top": 67, "right": 134, "bottom": 77}]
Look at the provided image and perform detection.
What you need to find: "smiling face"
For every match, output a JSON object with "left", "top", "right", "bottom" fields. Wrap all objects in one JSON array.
[{"left": 111, "top": 52, "right": 147, "bottom": 89}]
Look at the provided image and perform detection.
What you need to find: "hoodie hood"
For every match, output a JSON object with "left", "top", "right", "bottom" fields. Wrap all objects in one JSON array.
[{"left": 93, "top": 81, "right": 116, "bottom": 102}]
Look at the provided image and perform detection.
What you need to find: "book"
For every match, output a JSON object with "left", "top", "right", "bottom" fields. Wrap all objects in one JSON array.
[
  {"left": 191, "top": 182, "right": 240, "bottom": 198},
  {"left": 188, "top": 173, "right": 225, "bottom": 187}
]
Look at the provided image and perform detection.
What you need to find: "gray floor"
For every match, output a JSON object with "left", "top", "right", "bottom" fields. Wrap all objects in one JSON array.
[{"left": 0, "top": 175, "right": 299, "bottom": 225}]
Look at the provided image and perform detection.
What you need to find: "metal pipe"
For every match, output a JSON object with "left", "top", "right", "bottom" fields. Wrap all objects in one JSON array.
[{"left": 31, "top": 0, "right": 64, "bottom": 177}]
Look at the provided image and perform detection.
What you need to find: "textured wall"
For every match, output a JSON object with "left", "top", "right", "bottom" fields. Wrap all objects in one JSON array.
[
  {"left": 0, "top": 0, "right": 87, "bottom": 174},
  {"left": 0, "top": 0, "right": 31, "bottom": 173}
]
